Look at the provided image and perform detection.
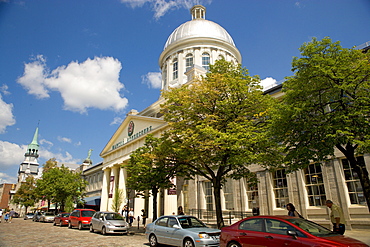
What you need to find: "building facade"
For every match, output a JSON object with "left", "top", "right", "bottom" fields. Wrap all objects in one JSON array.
[{"left": 99, "top": 5, "right": 370, "bottom": 228}]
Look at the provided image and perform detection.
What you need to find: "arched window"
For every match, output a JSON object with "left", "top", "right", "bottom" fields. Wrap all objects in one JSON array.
[
  {"left": 185, "top": 54, "right": 193, "bottom": 71},
  {"left": 202, "top": 52, "right": 210, "bottom": 70},
  {"left": 173, "top": 59, "right": 178, "bottom": 80}
]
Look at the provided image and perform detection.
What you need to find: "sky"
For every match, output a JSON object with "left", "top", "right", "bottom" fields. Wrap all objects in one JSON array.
[{"left": 0, "top": 0, "right": 369, "bottom": 184}]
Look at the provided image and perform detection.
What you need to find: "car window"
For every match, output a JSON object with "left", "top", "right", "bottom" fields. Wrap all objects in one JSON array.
[
  {"left": 178, "top": 217, "right": 206, "bottom": 228},
  {"left": 62, "top": 213, "right": 70, "bottom": 217},
  {"left": 286, "top": 218, "right": 335, "bottom": 237},
  {"left": 265, "top": 219, "right": 299, "bottom": 235},
  {"left": 82, "top": 211, "right": 95, "bottom": 217},
  {"left": 168, "top": 217, "right": 178, "bottom": 227},
  {"left": 156, "top": 217, "right": 169, "bottom": 227},
  {"left": 105, "top": 213, "right": 124, "bottom": 220},
  {"left": 239, "top": 218, "right": 264, "bottom": 232}
]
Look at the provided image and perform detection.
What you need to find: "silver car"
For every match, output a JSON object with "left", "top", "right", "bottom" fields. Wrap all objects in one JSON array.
[
  {"left": 145, "top": 215, "right": 220, "bottom": 247},
  {"left": 39, "top": 212, "right": 55, "bottom": 223},
  {"left": 90, "top": 211, "right": 129, "bottom": 235}
]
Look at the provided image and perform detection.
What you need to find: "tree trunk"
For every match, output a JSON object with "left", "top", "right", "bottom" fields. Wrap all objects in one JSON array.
[
  {"left": 152, "top": 187, "right": 158, "bottom": 221},
  {"left": 213, "top": 178, "right": 224, "bottom": 229}
]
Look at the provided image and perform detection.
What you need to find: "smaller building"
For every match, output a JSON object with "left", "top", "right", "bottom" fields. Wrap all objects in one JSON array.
[{"left": 0, "top": 183, "right": 16, "bottom": 210}]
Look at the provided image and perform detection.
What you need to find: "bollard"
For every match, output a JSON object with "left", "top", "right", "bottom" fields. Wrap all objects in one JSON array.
[{"left": 137, "top": 216, "right": 140, "bottom": 229}]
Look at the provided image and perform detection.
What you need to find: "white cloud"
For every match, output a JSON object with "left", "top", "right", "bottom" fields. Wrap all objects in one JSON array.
[
  {"left": 17, "top": 56, "right": 129, "bottom": 114},
  {"left": 40, "top": 148, "right": 80, "bottom": 164},
  {"left": 142, "top": 72, "right": 162, "bottom": 89},
  {"left": 0, "top": 172, "right": 17, "bottom": 184},
  {"left": 260, "top": 77, "right": 278, "bottom": 91},
  {"left": 110, "top": 117, "right": 124, "bottom": 125},
  {"left": 0, "top": 141, "right": 25, "bottom": 169},
  {"left": 0, "top": 94, "right": 16, "bottom": 134},
  {"left": 0, "top": 84, "right": 10, "bottom": 95},
  {"left": 120, "top": 0, "right": 212, "bottom": 19},
  {"left": 39, "top": 139, "right": 53, "bottom": 148},
  {"left": 57, "top": 136, "right": 72, "bottom": 143}
]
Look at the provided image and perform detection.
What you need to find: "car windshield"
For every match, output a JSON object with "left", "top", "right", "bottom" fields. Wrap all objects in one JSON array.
[
  {"left": 81, "top": 211, "right": 95, "bottom": 217},
  {"left": 286, "top": 218, "right": 340, "bottom": 237},
  {"left": 104, "top": 213, "right": 124, "bottom": 220},
  {"left": 178, "top": 217, "right": 206, "bottom": 228},
  {"left": 61, "top": 213, "right": 70, "bottom": 217}
]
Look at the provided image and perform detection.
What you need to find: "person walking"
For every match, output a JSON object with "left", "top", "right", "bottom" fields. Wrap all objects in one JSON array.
[
  {"left": 8, "top": 209, "right": 16, "bottom": 223},
  {"left": 177, "top": 206, "right": 184, "bottom": 215},
  {"left": 0, "top": 209, "right": 2, "bottom": 223},
  {"left": 326, "top": 200, "right": 346, "bottom": 235},
  {"left": 141, "top": 209, "right": 147, "bottom": 228},
  {"left": 128, "top": 208, "right": 135, "bottom": 227}
]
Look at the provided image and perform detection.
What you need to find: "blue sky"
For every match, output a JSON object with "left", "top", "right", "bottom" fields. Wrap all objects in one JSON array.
[{"left": 0, "top": 0, "right": 369, "bottom": 183}]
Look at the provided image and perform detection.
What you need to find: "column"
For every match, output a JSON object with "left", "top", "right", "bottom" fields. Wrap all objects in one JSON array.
[{"left": 100, "top": 168, "right": 111, "bottom": 211}]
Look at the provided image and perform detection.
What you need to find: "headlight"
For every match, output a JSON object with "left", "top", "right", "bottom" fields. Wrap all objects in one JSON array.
[
  {"left": 198, "top": 233, "right": 210, "bottom": 239},
  {"left": 105, "top": 222, "right": 112, "bottom": 226},
  {"left": 82, "top": 221, "right": 89, "bottom": 223}
]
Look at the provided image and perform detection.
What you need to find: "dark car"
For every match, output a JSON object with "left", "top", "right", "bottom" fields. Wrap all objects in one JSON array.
[
  {"left": 220, "top": 215, "right": 369, "bottom": 247},
  {"left": 54, "top": 212, "right": 70, "bottom": 227},
  {"left": 68, "top": 209, "right": 96, "bottom": 230},
  {"left": 145, "top": 215, "right": 220, "bottom": 247}
]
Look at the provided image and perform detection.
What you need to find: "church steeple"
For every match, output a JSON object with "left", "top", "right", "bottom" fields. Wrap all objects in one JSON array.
[
  {"left": 18, "top": 126, "right": 40, "bottom": 182},
  {"left": 26, "top": 127, "right": 39, "bottom": 157}
]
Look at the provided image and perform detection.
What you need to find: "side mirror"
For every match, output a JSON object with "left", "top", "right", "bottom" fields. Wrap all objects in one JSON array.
[
  {"left": 287, "top": 230, "right": 298, "bottom": 239},
  {"left": 172, "top": 224, "right": 181, "bottom": 229}
]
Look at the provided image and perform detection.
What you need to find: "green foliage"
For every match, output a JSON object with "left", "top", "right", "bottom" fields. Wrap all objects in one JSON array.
[
  {"left": 271, "top": 37, "right": 370, "bottom": 209},
  {"left": 161, "top": 60, "right": 280, "bottom": 227},
  {"left": 36, "top": 159, "right": 87, "bottom": 211},
  {"left": 12, "top": 176, "right": 38, "bottom": 210},
  {"left": 111, "top": 189, "right": 124, "bottom": 213}
]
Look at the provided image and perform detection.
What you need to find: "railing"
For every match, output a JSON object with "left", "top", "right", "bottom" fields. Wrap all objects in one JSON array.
[{"left": 187, "top": 209, "right": 253, "bottom": 225}]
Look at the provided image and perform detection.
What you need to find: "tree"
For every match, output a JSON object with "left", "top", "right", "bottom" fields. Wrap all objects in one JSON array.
[
  {"left": 111, "top": 188, "right": 124, "bottom": 213},
  {"left": 125, "top": 134, "right": 179, "bottom": 221},
  {"left": 161, "top": 60, "right": 279, "bottom": 228},
  {"left": 12, "top": 176, "right": 38, "bottom": 213},
  {"left": 36, "top": 159, "right": 87, "bottom": 211},
  {"left": 271, "top": 37, "right": 370, "bottom": 210}
]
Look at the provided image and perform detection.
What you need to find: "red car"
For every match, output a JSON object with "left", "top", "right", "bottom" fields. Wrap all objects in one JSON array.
[
  {"left": 53, "top": 212, "right": 70, "bottom": 227},
  {"left": 220, "top": 215, "right": 369, "bottom": 247},
  {"left": 68, "top": 209, "right": 96, "bottom": 230}
]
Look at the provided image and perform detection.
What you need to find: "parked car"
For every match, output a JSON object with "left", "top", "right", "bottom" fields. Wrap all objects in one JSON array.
[
  {"left": 39, "top": 212, "right": 55, "bottom": 223},
  {"left": 220, "top": 215, "right": 369, "bottom": 247},
  {"left": 32, "top": 211, "right": 44, "bottom": 222},
  {"left": 24, "top": 212, "right": 35, "bottom": 220},
  {"left": 90, "top": 211, "right": 129, "bottom": 235},
  {"left": 68, "top": 209, "right": 96, "bottom": 230},
  {"left": 12, "top": 212, "right": 19, "bottom": 218},
  {"left": 54, "top": 212, "right": 70, "bottom": 227},
  {"left": 145, "top": 215, "right": 220, "bottom": 247}
]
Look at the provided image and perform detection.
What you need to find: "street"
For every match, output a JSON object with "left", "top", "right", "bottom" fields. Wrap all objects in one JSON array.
[{"left": 0, "top": 218, "right": 149, "bottom": 247}]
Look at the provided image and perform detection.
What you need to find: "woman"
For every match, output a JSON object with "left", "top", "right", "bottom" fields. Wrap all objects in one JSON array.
[{"left": 286, "top": 203, "right": 300, "bottom": 217}]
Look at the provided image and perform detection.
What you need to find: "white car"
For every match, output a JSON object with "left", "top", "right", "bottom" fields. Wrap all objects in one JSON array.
[
  {"left": 90, "top": 211, "right": 129, "bottom": 235},
  {"left": 145, "top": 215, "right": 220, "bottom": 247}
]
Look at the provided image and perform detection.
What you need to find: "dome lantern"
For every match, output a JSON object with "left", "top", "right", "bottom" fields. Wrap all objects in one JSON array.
[{"left": 191, "top": 5, "right": 206, "bottom": 20}]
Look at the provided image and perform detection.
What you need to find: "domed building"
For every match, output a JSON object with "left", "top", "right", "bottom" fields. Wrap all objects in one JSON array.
[{"left": 100, "top": 5, "right": 370, "bottom": 229}]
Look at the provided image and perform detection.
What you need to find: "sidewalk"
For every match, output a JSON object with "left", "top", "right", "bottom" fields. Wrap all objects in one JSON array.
[{"left": 345, "top": 229, "right": 370, "bottom": 245}]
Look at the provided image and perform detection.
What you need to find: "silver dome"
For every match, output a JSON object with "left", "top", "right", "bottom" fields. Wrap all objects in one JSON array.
[{"left": 163, "top": 18, "right": 236, "bottom": 50}]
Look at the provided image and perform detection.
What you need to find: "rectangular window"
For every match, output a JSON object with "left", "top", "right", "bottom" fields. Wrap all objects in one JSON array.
[
  {"left": 173, "top": 61, "right": 178, "bottom": 80},
  {"left": 204, "top": 181, "right": 213, "bottom": 211},
  {"left": 223, "top": 180, "right": 234, "bottom": 210},
  {"left": 272, "top": 169, "right": 289, "bottom": 208},
  {"left": 305, "top": 163, "right": 326, "bottom": 206},
  {"left": 246, "top": 182, "right": 259, "bottom": 209},
  {"left": 342, "top": 157, "right": 366, "bottom": 205}
]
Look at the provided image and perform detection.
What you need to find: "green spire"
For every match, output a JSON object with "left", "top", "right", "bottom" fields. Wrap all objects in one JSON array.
[{"left": 26, "top": 127, "right": 39, "bottom": 156}]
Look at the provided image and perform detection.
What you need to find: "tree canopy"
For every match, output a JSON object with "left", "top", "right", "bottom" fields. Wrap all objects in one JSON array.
[
  {"left": 161, "top": 60, "right": 279, "bottom": 228},
  {"left": 12, "top": 176, "right": 38, "bottom": 212},
  {"left": 271, "top": 37, "right": 370, "bottom": 209}
]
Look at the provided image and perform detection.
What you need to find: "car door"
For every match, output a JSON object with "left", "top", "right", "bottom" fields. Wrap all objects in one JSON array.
[
  {"left": 154, "top": 217, "right": 171, "bottom": 245},
  {"left": 263, "top": 219, "right": 302, "bottom": 247},
  {"left": 70, "top": 210, "right": 79, "bottom": 226},
  {"left": 166, "top": 217, "right": 183, "bottom": 246},
  {"left": 90, "top": 212, "right": 99, "bottom": 230},
  {"left": 237, "top": 218, "right": 268, "bottom": 247}
]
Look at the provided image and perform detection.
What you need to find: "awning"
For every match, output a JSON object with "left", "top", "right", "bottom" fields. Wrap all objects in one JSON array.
[{"left": 84, "top": 196, "right": 101, "bottom": 206}]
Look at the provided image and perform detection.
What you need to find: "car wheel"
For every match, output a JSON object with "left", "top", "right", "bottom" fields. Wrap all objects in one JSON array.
[
  {"left": 102, "top": 226, "right": 107, "bottom": 235},
  {"left": 59, "top": 221, "right": 63, "bottom": 227},
  {"left": 183, "top": 238, "right": 195, "bottom": 247},
  {"left": 149, "top": 234, "right": 159, "bottom": 247},
  {"left": 68, "top": 222, "right": 72, "bottom": 228},
  {"left": 78, "top": 222, "right": 83, "bottom": 230},
  {"left": 53, "top": 221, "right": 56, "bottom": 226},
  {"left": 90, "top": 224, "right": 94, "bottom": 233},
  {"left": 227, "top": 242, "right": 241, "bottom": 247}
]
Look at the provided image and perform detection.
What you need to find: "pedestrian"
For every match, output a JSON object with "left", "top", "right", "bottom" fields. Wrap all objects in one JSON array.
[
  {"left": 8, "top": 208, "right": 16, "bottom": 223},
  {"left": 122, "top": 205, "right": 128, "bottom": 222},
  {"left": 0, "top": 209, "right": 2, "bottom": 223},
  {"left": 177, "top": 206, "right": 184, "bottom": 215},
  {"left": 286, "top": 203, "right": 303, "bottom": 218},
  {"left": 141, "top": 209, "right": 147, "bottom": 228},
  {"left": 326, "top": 200, "right": 346, "bottom": 235},
  {"left": 4, "top": 212, "right": 9, "bottom": 223},
  {"left": 128, "top": 208, "right": 135, "bottom": 227}
]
